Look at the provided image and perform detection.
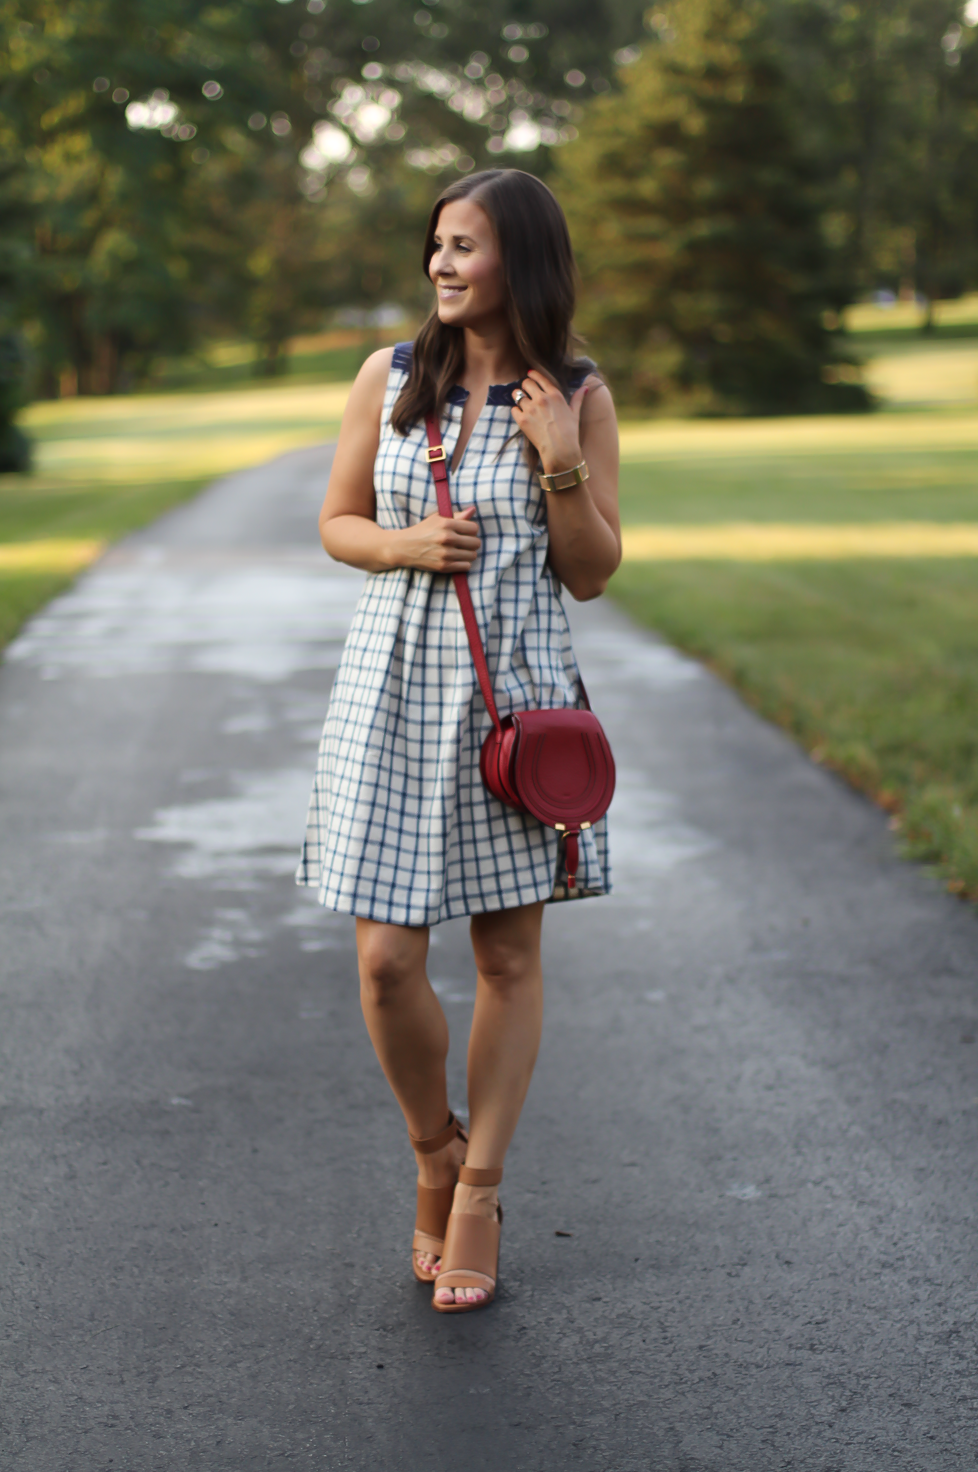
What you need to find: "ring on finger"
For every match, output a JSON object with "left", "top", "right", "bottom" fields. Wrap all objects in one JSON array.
[{"left": 512, "top": 389, "right": 526, "bottom": 405}]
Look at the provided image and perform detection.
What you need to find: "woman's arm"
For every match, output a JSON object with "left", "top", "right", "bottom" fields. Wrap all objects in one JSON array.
[
  {"left": 319, "top": 348, "right": 481, "bottom": 575},
  {"left": 510, "top": 372, "right": 621, "bottom": 601}
]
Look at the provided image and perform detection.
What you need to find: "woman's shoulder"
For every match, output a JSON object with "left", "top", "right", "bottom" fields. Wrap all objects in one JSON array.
[
  {"left": 358, "top": 345, "right": 398, "bottom": 383},
  {"left": 340, "top": 346, "right": 396, "bottom": 424}
]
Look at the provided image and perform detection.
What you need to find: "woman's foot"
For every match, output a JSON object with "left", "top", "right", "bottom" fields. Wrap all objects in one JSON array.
[
  {"left": 413, "top": 1129, "right": 468, "bottom": 1278},
  {"left": 433, "top": 1182, "right": 500, "bottom": 1307}
]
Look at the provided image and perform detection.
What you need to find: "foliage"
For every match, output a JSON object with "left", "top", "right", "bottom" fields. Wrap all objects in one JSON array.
[
  {"left": 0, "top": 334, "right": 31, "bottom": 471},
  {"left": 777, "top": 0, "right": 978, "bottom": 309},
  {"left": 556, "top": 0, "right": 870, "bottom": 414},
  {"left": 4, "top": 0, "right": 978, "bottom": 401},
  {"left": 0, "top": 0, "right": 648, "bottom": 393}
]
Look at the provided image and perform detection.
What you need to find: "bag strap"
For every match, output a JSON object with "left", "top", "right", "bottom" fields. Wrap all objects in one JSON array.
[
  {"left": 424, "top": 414, "right": 503, "bottom": 734},
  {"left": 422, "top": 412, "right": 592, "bottom": 723}
]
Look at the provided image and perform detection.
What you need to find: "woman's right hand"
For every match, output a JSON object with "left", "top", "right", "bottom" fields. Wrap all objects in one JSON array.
[{"left": 393, "top": 505, "right": 481, "bottom": 573}]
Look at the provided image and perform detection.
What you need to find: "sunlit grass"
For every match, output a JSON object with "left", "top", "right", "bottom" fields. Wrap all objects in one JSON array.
[
  {"left": 620, "top": 523, "right": 978, "bottom": 559},
  {"left": 844, "top": 291, "right": 978, "bottom": 335},
  {"left": 2, "top": 379, "right": 349, "bottom": 651}
]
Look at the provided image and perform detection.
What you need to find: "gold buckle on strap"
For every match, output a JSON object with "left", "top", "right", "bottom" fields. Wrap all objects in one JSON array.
[{"left": 425, "top": 445, "right": 447, "bottom": 463}]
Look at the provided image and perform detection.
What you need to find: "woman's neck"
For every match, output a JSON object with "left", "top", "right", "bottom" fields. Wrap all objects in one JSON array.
[{"left": 460, "top": 319, "right": 523, "bottom": 388}]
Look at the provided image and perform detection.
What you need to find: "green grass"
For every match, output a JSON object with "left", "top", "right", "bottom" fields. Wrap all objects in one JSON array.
[
  {"left": 618, "top": 450, "right": 978, "bottom": 526},
  {"left": 145, "top": 329, "right": 405, "bottom": 394},
  {"left": 612, "top": 428, "right": 978, "bottom": 900},
  {"left": 0, "top": 474, "right": 210, "bottom": 649}
]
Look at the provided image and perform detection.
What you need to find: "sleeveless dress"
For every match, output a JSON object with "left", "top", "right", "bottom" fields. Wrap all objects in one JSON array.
[{"left": 296, "top": 343, "right": 611, "bottom": 926}]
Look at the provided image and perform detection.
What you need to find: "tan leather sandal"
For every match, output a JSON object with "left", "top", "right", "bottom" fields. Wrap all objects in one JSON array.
[
  {"left": 409, "top": 1111, "right": 468, "bottom": 1284},
  {"left": 432, "top": 1165, "right": 503, "bottom": 1313}
]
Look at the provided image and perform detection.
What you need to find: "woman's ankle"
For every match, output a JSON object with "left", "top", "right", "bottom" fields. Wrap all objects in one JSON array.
[
  {"left": 451, "top": 1181, "right": 499, "bottom": 1220},
  {"left": 414, "top": 1134, "right": 465, "bottom": 1189}
]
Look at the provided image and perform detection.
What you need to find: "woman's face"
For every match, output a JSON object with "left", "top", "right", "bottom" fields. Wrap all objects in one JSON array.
[{"left": 428, "top": 198, "right": 507, "bottom": 328}]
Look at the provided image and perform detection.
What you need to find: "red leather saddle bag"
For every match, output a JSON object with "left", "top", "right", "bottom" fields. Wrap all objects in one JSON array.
[{"left": 424, "top": 414, "right": 616, "bottom": 892}]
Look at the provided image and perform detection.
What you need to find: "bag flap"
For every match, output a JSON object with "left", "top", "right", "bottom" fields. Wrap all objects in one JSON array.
[{"left": 509, "top": 710, "right": 616, "bottom": 828}]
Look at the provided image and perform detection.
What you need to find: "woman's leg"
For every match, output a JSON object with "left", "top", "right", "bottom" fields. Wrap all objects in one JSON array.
[
  {"left": 356, "top": 918, "right": 466, "bottom": 1273},
  {"left": 435, "top": 900, "right": 545, "bottom": 1307}
]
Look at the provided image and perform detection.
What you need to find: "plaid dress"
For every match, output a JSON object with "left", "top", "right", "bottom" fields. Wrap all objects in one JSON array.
[{"left": 296, "top": 343, "right": 611, "bottom": 926}]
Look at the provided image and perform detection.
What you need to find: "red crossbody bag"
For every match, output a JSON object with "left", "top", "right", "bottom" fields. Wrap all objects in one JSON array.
[{"left": 424, "top": 414, "right": 615, "bottom": 892}]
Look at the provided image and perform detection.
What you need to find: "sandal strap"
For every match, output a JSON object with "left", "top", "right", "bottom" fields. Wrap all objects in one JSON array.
[
  {"left": 437, "top": 1210, "right": 501, "bottom": 1287},
  {"left": 410, "top": 1110, "right": 466, "bottom": 1155},
  {"left": 415, "top": 1180, "right": 456, "bottom": 1238},
  {"left": 435, "top": 1269, "right": 496, "bottom": 1293},
  {"left": 458, "top": 1165, "right": 502, "bottom": 1187},
  {"left": 412, "top": 1228, "right": 445, "bottom": 1255}
]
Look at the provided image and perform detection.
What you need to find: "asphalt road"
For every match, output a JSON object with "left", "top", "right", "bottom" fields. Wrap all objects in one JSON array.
[{"left": 2, "top": 444, "right": 977, "bottom": 1471}]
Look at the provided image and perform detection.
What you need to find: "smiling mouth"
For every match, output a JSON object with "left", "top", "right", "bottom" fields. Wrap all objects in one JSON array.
[{"left": 437, "top": 282, "right": 467, "bottom": 298}]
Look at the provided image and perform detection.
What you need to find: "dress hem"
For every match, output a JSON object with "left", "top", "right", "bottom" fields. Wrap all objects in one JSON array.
[{"left": 294, "top": 870, "right": 609, "bottom": 926}]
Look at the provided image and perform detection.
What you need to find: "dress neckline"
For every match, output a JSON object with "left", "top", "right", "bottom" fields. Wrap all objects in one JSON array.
[
  {"left": 391, "top": 341, "right": 518, "bottom": 410},
  {"left": 447, "top": 381, "right": 521, "bottom": 408}
]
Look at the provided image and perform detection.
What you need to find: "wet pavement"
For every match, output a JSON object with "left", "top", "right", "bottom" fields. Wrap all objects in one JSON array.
[{"left": 2, "top": 443, "right": 977, "bottom": 1470}]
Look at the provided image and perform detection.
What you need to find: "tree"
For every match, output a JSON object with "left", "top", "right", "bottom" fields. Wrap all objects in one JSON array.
[
  {"left": 0, "top": 99, "right": 35, "bottom": 464},
  {"left": 556, "top": 0, "right": 869, "bottom": 414},
  {"left": 775, "top": 0, "right": 978, "bottom": 319},
  {"left": 1, "top": 0, "right": 657, "bottom": 392}
]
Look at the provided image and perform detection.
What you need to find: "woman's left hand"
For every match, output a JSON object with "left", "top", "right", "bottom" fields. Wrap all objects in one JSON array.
[{"left": 510, "top": 370, "right": 588, "bottom": 476}]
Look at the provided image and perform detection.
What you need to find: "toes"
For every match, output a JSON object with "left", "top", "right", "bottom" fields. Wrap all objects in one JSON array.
[{"left": 433, "top": 1285, "right": 488, "bottom": 1305}]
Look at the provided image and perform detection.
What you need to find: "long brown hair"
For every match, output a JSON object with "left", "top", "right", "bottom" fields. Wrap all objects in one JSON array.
[{"left": 390, "top": 169, "right": 590, "bottom": 436}]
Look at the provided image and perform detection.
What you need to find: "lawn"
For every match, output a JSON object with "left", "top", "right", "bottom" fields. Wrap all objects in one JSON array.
[
  {"left": 613, "top": 412, "right": 978, "bottom": 900},
  {"left": 143, "top": 329, "right": 402, "bottom": 394}
]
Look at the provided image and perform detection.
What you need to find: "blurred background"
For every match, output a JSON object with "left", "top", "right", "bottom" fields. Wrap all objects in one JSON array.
[{"left": 3, "top": 0, "right": 978, "bottom": 901}]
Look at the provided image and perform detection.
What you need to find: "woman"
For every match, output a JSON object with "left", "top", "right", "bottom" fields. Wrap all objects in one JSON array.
[{"left": 297, "top": 168, "right": 621, "bottom": 1312}]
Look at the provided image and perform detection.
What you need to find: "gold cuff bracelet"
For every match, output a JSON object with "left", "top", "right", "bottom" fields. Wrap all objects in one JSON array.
[{"left": 537, "top": 460, "right": 589, "bottom": 493}]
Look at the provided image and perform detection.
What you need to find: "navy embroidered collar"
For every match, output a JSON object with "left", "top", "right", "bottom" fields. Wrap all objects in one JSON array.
[
  {"left": 392, "top": 342, "right": 518, "bottom": 409},
  {"left": 391, "top": 340, "right": 592, "bottom": 408},
  {"left": 447, "top": 382, "right": 521, "bottom": 407}
]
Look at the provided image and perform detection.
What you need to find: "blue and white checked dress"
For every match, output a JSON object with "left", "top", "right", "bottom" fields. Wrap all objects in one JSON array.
[{"left": 296, "top": 343, "right": 611, "bottom": 926}]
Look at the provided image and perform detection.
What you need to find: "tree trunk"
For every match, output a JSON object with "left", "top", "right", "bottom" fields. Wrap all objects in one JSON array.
[
  {"left": 255, "top": 339, "right": 287, "bottom": 376},
  {"left": 89, "top": 333, "right": 121, "bottom": 394}
]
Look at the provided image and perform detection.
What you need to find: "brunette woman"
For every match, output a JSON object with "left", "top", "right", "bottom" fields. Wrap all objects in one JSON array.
[{"left": 297, "top": 168, "right": 621, "bottom": 1312}]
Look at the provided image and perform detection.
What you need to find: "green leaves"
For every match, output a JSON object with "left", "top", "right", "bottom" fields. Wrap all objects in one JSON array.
[{"left": 557, "top": 0, "right": 870, "bottom": 414}]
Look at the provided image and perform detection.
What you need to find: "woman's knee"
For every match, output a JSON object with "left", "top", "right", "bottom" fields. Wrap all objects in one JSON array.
[
  {"left": 472, "top": 935, "right": 538, "bottom": 999},
  {"left": 357, "top": 923, "right": 426, "bottom": 1006}
]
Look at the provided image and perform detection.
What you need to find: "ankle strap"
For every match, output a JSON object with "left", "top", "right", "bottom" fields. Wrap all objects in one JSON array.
[
  {"left": 459, "top": 1165, "right": 502, "bottom": 1187},
  {"left": 410, "top": 1111, "right": 463, "bottom": 1155}
]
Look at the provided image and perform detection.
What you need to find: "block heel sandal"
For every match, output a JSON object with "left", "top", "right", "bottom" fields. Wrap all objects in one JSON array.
[
  {"left": 432, "top": 1165, "right": 503, "bottom": 1313},
  {"left": 409, "top": 1111, "right": 468, "bottom": 1284}
]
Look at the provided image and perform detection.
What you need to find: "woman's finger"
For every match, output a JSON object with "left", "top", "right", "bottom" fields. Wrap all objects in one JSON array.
[{"left": 569, "top": 384, "right": 589, "bottom": 425}]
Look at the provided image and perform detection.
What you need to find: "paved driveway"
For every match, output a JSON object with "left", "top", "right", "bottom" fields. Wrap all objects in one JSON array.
[{"left": 2, "top": 444, "right": 977, "bottom": 1470}]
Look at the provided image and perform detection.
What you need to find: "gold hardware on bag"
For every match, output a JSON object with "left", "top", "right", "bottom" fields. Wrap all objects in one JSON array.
[
  {"left": 555, "top": 822, "right": 566, "bottom": 831},
  {"left": 425, "top": 445, "right": 447, "bottom": 463},
  {"left": 580, "top": 821, "right": 592, "bottom": 829}
]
